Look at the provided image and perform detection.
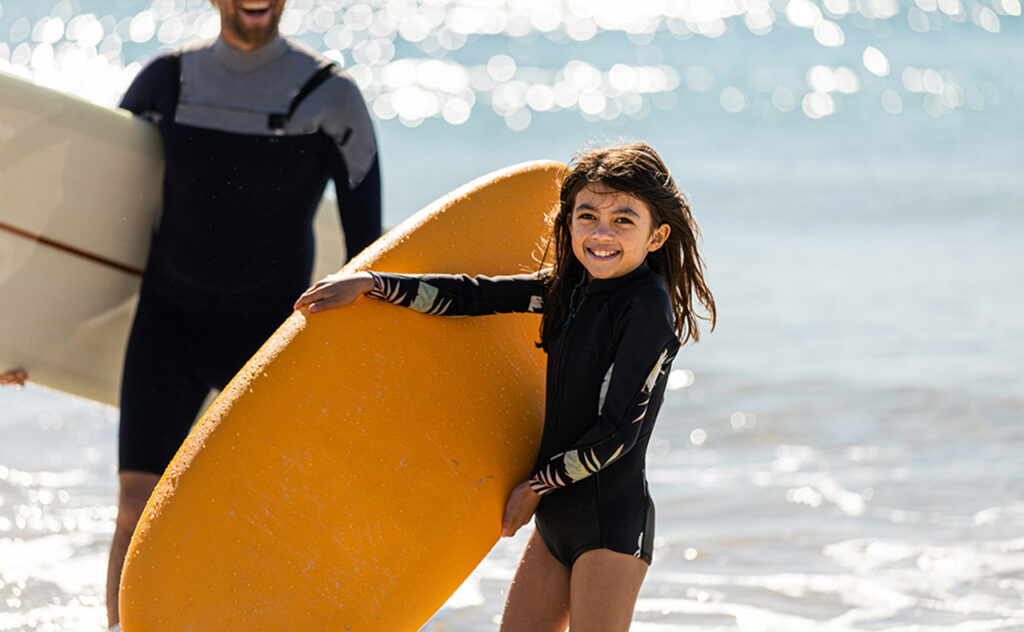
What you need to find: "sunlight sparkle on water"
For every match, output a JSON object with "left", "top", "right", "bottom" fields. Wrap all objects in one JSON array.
[
  {"left": 862, "top": 45, "right": 890, "bottom": 76},
  {"left": 667, "top": 369, "right": 695, "bottom": 390},
  {"left": 0, "top": 1, "right": 1021, "bottom": 127}
]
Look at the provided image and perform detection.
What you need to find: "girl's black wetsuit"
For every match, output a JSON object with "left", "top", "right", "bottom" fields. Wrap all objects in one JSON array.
[{"left": 367, "top": 262, "right": 680, "bottom": 566}]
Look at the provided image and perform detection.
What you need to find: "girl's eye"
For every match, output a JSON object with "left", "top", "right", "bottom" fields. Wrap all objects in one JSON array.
[{"left": 615, "top": 217, "right": 634, "bottom": 225}]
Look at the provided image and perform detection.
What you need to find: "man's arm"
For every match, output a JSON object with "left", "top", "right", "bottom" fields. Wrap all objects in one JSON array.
[
  {"left": 319, "top": 68, "right": 382, "bottom": 262},
  {"left": 119, "top": 53, "right": 180, "bottom": 119},
  {"left": 329, "top": 150, "right": 382, "bottom": 261}
]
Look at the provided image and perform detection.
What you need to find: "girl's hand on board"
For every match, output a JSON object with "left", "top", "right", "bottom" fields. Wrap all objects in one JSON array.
[
  {"left": 294, "top": 272, "right": 375, "bottom": 313},
  {"left": 501, "top": 481, "right": 541, "bottom": 537}
]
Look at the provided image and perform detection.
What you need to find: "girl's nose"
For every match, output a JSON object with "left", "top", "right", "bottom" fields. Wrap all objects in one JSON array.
[{"left": 592, "top": 221, "right": 616, "bottom": 239}]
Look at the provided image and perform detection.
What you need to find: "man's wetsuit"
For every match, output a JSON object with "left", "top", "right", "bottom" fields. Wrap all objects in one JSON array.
[
  {"left": 119, "top": 36, "right": 380, "bottom": 475},
  {"left": 365, "top": 262, "right": 680, "bottom": 566}
]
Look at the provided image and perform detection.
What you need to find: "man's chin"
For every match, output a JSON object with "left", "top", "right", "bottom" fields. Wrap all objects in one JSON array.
[{"left": 226, "top": 16, "right": 278, "bottom": 47}]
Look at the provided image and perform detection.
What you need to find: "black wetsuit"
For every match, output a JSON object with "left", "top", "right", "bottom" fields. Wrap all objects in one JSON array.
[
  {"left": 366, "top": 262, "right": 679, "bottom": 566},
  {"left": 118, "top": 36, "right": 380, "bottom": 474}
]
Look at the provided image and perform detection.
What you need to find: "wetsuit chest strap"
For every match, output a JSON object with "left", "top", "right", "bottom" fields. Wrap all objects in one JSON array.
[{"left": 268, "top": 63, "right": 337, "bottom": 134}]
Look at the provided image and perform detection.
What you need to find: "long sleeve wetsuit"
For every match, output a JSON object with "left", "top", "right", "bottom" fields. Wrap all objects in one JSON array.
[
  {"left": 118, "top": 36, "right": 381, "bottom": 475},
  {"left": 367, "top": 262, "right": 679, "bottom": 565}
]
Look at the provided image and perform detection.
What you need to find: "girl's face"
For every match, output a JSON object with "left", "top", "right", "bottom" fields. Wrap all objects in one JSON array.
[{"left": 569, "top": 183, "right": 670, "bottom": 280}]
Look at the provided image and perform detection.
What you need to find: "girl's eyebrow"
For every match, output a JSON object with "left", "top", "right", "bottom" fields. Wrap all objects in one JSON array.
[{"left": 573, "top": 203, "right": 641, "bottom": 218}]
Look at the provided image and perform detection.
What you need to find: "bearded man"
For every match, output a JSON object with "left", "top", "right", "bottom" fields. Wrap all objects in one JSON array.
[{"left": 106, "top": 2, "right": 381, "bottom": 626}]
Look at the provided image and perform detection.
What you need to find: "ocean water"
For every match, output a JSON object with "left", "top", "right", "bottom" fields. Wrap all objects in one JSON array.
[{"left": 2, "top": 1, "right": 1023, "bottom": 630}]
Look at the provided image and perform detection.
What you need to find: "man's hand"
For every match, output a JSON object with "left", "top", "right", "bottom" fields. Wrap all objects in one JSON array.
[
  {"left": 0, "top": 369, "right": 28, "bottom": 386},
  {"left": 502, "top": 481, "right": 542, "bottom": 537}
]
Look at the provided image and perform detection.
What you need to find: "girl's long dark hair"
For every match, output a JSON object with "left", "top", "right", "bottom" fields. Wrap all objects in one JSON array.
[{"left": 537, "top": 142, "right": 716, "bottom": 350}]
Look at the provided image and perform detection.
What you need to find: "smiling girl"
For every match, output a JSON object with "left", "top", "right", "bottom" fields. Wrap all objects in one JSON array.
[{"left": 295, "top": 142, "right": 716, "bottom": 630}]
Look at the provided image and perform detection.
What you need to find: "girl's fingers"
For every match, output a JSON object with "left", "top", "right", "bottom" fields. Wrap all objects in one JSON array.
[
  {"left": 501, "top": 489, "right": 533, "bottom": 537},
  {"left": 501, "top": 517, "right": 519, "bottom": 537},
  {"left": 308, "top": 292, "right": 343, "bottom": 312},
  {"left": 309, "top": 294, "right": 340, "bottom": 312},
  {"left": 501, "top": 502, "right": 515, "bottom": 536},
  {"left": 504, "top": 513, "right": 528, "bottom": 537},
  {"left": 501, "top": 481, "right": 542, "bottom": 537},
  {"left": 293, "top": 288, "right": 322, "bottom": 309},
  {"left": 295, "top": 281, "right": 343, "bottom": 310}
]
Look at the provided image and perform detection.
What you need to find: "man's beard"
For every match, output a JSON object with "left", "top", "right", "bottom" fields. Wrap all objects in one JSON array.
[{"left": 226, "top": 13, "right": 277, "bottom": 47}]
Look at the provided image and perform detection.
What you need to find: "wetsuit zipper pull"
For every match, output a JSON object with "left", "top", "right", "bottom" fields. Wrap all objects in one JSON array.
[{"left": 562, "top": 286, "right": 584, "bottom": 331}]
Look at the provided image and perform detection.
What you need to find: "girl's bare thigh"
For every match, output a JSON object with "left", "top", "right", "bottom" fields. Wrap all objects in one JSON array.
[
  {"left": 569, "top": 548, "right": 648, "bottom": 631},
  {"left": 499, "top": 529, "right": 571, "bottom": 632}
]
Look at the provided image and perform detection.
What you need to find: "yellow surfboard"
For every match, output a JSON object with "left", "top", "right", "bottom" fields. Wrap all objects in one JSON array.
[{"left": 119, "top": 161, "right": 564, "bottom": 630}]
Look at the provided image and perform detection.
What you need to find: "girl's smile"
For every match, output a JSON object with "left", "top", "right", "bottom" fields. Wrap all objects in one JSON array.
[{"left": 570, "top": 184, "right": 670, "bottom": 280}]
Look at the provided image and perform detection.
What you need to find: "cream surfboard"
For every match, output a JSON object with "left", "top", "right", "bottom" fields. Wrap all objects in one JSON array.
[
  {"left": 119, "top": 161, "right": 564, "bottom": 630},
  {"left": 0, "top": 71, "right": 344, "bottom": 406}
]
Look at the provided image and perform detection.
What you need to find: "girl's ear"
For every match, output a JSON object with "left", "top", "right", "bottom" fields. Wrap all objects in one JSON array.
[{"left": 648, "top": 223, "right": 671, "bottom": 252}]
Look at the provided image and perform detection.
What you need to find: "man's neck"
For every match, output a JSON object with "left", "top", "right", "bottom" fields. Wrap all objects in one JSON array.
[{"left": 212, "top": 34, "right": 287, "bottom": 72}]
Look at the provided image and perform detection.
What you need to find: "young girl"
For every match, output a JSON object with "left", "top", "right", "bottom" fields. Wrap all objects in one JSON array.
[{"left": 294, "top": 142, "right": 716, "bottom": 631}]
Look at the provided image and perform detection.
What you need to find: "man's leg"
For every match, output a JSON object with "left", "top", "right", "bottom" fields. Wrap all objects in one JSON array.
[
  {"left": 111, "top": 296, "right": 212, "bottom": 628},
  {"left": 106, "top": 471, "right": 160, "bottom": 628}
]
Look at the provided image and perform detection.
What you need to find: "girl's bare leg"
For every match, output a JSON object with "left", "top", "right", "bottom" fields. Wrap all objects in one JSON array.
[
  {"left": 499, "top": 529, "right": 571, "bottom": 632},
  {"left": 568, "top": 549, "right": 648, "bottom": 632}
]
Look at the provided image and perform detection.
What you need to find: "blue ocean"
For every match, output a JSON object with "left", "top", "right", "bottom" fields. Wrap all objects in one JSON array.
[{"left": 2, "top": 0, "right": 1023, "bottom": 629}]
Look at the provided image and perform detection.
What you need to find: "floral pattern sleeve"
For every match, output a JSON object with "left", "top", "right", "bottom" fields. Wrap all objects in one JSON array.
[
  {"left": 367, "top": 271, "right": 545, "bottom": 316},
  {"left": 528, "top": 289, "right": 681, "bottom": 495}
]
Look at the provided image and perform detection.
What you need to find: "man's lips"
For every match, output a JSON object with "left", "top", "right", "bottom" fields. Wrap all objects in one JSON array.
[{"left": 240, "top": 2, "right": 271, "bottom": 17}]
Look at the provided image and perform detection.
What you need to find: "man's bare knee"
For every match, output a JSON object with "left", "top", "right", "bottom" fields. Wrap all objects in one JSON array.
[{"left": 115, "top": 472, "right": 160, "bottom": 540}]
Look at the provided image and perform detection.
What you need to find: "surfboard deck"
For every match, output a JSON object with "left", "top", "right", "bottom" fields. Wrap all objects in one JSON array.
[
  {"left": 118, "top": 160, "right": 563, "bottom": 631},
  {"left": 0, "top": 71, "right": 344, "bottom": 406}
]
